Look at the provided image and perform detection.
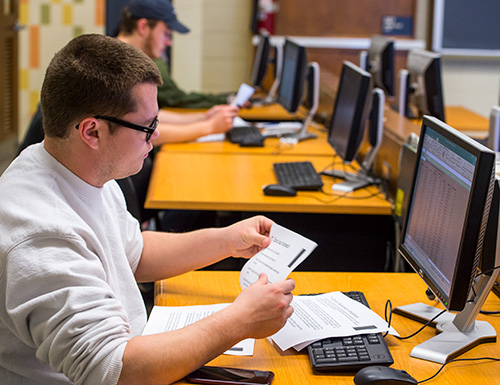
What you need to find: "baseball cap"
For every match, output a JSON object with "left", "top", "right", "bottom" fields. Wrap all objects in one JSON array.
[{"left": 128, "top": 0, "right": 190, "bottom": 34}]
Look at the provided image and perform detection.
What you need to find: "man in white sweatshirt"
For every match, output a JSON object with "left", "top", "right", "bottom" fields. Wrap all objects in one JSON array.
[{"left": 0, "top": 34, "right": 294, "bottom": 385}]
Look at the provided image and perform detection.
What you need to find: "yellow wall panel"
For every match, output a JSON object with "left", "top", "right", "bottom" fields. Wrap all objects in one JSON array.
[
  {"left": 62, "top": 4, "right": 73, "bottom": 25},
  {"left": 19, "top": 70, "right": 29, "bottom": 91}
]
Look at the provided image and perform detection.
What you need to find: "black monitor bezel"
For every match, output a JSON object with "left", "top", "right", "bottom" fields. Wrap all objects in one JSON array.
[
  {"left": 250, "top": 32, "right": 271, "bottom": 88},
  {"left": 277, "top": 39, "right": 307, "bottom": 114},
  {"left": 367, "top": 35, "right": 395, "bottom": 97},
  {"left": 399, "top": 116, "right": 496, "bottom": 311},
  {"left": 327, "top": 61, "right": 373, "bottom": 163}
]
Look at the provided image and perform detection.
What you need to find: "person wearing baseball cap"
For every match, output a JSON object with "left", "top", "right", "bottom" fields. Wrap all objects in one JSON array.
[
  {"left": 128, "top": 0, "right": 190, "bottom": 33},
  {"left": 118, "top": 0, "right": 235, "bottom": 109},
  {"left": 116, "top": 0, "right": 238, "bottom": 144}
]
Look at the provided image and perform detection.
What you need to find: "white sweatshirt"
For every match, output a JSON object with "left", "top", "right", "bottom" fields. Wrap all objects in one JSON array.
[{"left": 0, "top": 143, "right": 146, "bottom": 384}]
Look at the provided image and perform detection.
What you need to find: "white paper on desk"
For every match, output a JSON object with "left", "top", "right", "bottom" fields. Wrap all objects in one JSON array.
[
  {"left": 232, "top": 116, "right": 249, "bottom": 127},
  {"left": 143, "top": 304, "right": 255, "bottom": 356},
  {"left": 271, "top": 292, "right": 399, "bottom": 352},
  {"left": 233, "top": 83, "right": 255, "bottom": 108},
  {"left": 239, "top": 224, "right": 318, "bottom": 289},
  {"left": 195, "top": 133, "right": 226, "bottom": 142}
]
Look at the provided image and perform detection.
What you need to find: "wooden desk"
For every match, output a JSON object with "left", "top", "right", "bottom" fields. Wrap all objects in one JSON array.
[
  {"left": 239, "top": 103, "right": 299, "bottom": 122},
  {"left": 445, "top": 105, "right": 489, "bottom": 139},
  {"left": 145, "top": 152, "right": 391, "bottom": 215},
  {"left": 163, "top": 103, "right": 298, "bottom": 122},
  {"left": 155, "top": 271, "right": 500, "bottom": 385},
  {"left": 160, "top": 124, "right": 332, "bottom": 156}
]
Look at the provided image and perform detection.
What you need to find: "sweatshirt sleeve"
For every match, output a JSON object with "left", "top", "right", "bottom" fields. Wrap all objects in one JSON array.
[{"left": 4, "top": 236, "right": 134, "bottom": 385}]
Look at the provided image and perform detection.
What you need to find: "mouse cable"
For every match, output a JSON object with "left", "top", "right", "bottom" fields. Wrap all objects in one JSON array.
[
  {"left": 417, "top": 357, "right": 500, "bottom": 383},
  {"left": 382, "top": 299, "right": 446, "bottom": 340}
]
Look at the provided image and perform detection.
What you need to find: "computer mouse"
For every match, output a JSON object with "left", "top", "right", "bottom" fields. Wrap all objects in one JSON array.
[
  {"left": 353, "top": 366, "right": 417, "bottom": 385},
  {"left": 239, "top": 137, "right": 264, "bottom": 147},
  {"left": 262, "top": 184, "right": 297, "bottom": 197}
]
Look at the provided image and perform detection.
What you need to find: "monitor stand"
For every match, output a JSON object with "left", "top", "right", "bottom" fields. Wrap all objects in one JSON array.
[
  {"left": 394, "top": 179, "right": 500, "bottom": 363},
  {"left": 322, "top": 168, "right": 379, "bottom": 193},
  {"left": 393, "top": 280, "right": 497, "bottom": 364},
  {"left": 291, "top": 62, "right": 320, "bottom": 142},
  {"left": 262, "top": 62, "right": 320, "bottom": 143}
]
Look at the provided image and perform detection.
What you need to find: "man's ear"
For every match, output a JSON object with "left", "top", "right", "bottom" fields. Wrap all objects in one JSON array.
[
  {"left": 77, "top": 118, "right": 100, "bottom": 150},
  {"left": 136, "top": 18, "right": 150, "bottom": 36}
]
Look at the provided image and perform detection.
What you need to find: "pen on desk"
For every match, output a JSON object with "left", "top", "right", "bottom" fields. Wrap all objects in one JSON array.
[{"left": 288, "top": 248, "right": 306, "bottom": 268}]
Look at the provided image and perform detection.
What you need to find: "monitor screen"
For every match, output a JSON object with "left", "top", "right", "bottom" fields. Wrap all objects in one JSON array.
[
  {"left": 250, "top": 32, "right": 271, "bottom": 88},
  {"left": 406, "top": 49, "right": 446, "bottom": 122},
  {"left": 327, "top": 61, "right": 373, "bottom": 163},
  {"left": 399, "top": 116, "right": 496, "bottom": 311},
  {"left": 367, "top": 35, "right": 395, "bottom": 97},
  {"left": 277, "top": 39, "right": 307, "bottom": 114}
]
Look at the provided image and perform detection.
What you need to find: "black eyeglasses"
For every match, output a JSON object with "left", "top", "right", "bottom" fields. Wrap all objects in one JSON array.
[
  {"left": 95, "top": 115, "right": 159, "bottom": 142},
  {"left": 76, "top": 115, "right": 159, "bottom": 142}
]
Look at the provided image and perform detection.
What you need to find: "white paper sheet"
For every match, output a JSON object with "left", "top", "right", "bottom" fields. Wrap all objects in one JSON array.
[
  {"left": 239, "top": 224, "right": 318, "bottom": 289},
  {"left": 233, "top": 83, "right": 255, "bottom": 108},
  {"left": 195, "top": 133, "right": 226, "bottom": 142},
  {"left": 142, "top": 304, "right": 255, "bottom": 356},
  {"left": 271, "top": 291, "right": 399, "bottom": 352},
  {"left": 232, "top": 116, "right": 249, "bottom": 127}
]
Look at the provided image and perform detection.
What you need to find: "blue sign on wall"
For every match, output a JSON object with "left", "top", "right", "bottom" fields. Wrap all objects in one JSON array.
[{"left": 382, "top": 16, "right": 413, "bottom": 36}]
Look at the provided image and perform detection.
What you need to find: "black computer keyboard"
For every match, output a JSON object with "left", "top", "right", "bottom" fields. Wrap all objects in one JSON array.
[
  {"left": 273, "top": 161, "right": 323, "bottom": 190},
  {"left": 307, "top": 291, "right": 394, "bottom": 372},
  {"left": 226, "top": 126, "right": 265, "bottom": 147}
]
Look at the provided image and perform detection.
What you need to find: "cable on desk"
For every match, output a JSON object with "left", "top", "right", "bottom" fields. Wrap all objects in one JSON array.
[
  {"left": 270, "top": 141, "right": 296, "bottom": 155},
  {"left": 383, "top": 299, "right": 447, "bottom": 340},
  {"left": 417, "top": 357, "right": 500, "bottom": 383}
]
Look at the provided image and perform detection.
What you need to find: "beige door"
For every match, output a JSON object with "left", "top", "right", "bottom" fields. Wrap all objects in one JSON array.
[{"left": 0, "top": 0, "right": 19, "bottom": 171}]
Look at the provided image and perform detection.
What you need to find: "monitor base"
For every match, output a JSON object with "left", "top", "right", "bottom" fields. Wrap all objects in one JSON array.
[
  {"left": 394, "top": 302, "right": 497, "bottom": 364},
  {"left": 322, "top": 169, "right": 379, "bottom": 193}
]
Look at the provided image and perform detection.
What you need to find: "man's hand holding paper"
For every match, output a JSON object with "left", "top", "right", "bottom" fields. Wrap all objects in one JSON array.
[{"left": 239, "top": 224, "right": 318, "bottom": 289}]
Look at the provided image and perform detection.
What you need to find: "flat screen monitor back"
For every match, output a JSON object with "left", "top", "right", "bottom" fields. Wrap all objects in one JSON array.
[
  {"left": 277, "top": 39, "right": 307, "bottom": 114},
  {"left": 406, "top": 49, "right": 446, "bottom": 122},
  {"left": 367, "top": 35, "right": 395, "bottom": 97},
  {"left": 327, "top": 61, "right": 372, "bottom": 163},
  {"left": 250, "top": 33, "right": 271, "bottom": 89}
]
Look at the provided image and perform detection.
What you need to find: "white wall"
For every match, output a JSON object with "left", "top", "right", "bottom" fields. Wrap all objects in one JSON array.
[
  {"left": 171, "top": 0, "right": 253, "bottom": 94},
  {"left": 442, "top": 57, "right": 500, "bottom": 117}
]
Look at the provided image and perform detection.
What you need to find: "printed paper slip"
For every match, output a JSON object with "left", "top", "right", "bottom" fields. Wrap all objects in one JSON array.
[
  {"left": 271, "top": 292, "right": 399, "bottom": 352},
  {"left": 233, "top": 83, "right": 255, "bottom": 108},
  {"left": 143, "top": 304, "right": 255, "bottom": 356},
  {"left": 239, "top": 224, "right": 318, "bottom": 289}
]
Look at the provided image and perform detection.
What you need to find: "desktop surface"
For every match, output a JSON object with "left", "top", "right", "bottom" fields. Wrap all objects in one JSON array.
[
  {"left": 160, "top": 124, "right": 331, "bottom": 156},
  {"left": 145, "top": 152, "right": 391, "bottom": 215},
  {"left": 154, "top": 271, "right": 500, "bottom": 385}
]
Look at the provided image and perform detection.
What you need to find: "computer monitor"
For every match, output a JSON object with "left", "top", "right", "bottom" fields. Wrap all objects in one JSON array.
[
  {"left": 364, "top": 35, "right": 395, "bottom": 97},
  {"left": 259, "top": 39, "right": 318, "bottom": 142},
  {"left": 250, "top": 32, "right": 271, "bottom": 90},
  {"left": 486, "top": 105, "right": 500, "bottom": 152},
  {"left": 396, "top": 115, "right": 499, "bottom": 363},
  {"left": 277, "top": 39, "right": 307, "bottom": 115},
  {"left": 322, "top": 61, "right": 384, "bottom": 192},
  {"left": 400, "top": 49, "right": 446, "bottom": 122}
]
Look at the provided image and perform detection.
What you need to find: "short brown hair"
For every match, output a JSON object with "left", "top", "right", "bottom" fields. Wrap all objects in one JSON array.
[
  {"left": 40, "top": 34, "right": 162, "bottom": 138},
  {"left": 118, "top": 6, "right": 159, "bottom": 36}
]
